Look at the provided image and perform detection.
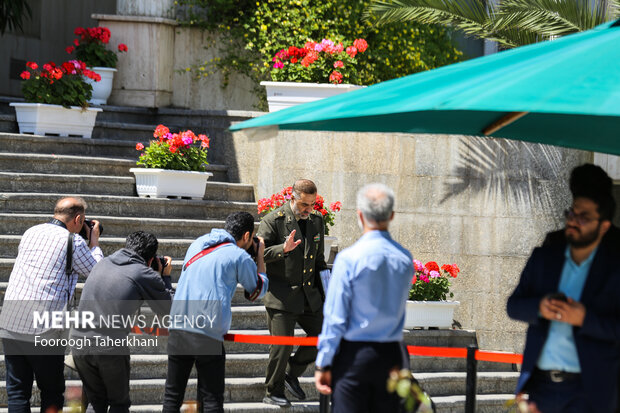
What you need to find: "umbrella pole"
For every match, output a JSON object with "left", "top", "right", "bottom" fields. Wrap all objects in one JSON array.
[{"left": 482, "top": 111, "right": 528, "bottom": 135}]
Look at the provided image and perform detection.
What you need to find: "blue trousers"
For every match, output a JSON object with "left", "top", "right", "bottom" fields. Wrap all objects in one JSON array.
[
  {"left": 332, "top": 340, "right": 402, "bottom": 413},
  {"left": 3, "top": 339, "right": 65, "bottom": 413}
]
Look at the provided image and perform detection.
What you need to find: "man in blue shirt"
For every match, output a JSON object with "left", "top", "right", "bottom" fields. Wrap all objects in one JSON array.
[
  {"left": 163, "top": 212, "right": 268, "bottom": 413},
  {"left": 507, "top": 170, "right": 620, "bottom": 413},
  {"left": 315, "top": 183, "right": 414, "bottom": 413}
]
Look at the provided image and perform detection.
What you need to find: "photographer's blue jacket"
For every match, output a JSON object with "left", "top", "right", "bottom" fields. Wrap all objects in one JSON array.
[{"left": 170, "top": 229, "right": 268, "bottom": 341}]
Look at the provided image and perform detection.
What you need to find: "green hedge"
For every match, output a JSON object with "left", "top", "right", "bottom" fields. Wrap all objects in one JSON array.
[{"left": 177, "top": 0, "right": 462, "bottom": 107}]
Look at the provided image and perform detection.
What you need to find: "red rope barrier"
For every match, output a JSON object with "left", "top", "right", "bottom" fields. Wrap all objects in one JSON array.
[
  {"left": 475, "top": 350, "right": 523, "bottom": 364},
  {"left": 131, "top": 328, "right": 522, "bottom": 364}
]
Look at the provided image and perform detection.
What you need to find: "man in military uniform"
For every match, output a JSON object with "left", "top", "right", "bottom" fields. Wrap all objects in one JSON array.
[{"left": 258, "top": 179, "right": 328, "bottom": 407}]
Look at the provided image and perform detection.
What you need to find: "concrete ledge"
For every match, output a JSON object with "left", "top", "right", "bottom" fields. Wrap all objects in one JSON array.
[{"left": 92, "top": 14, "right": 178, "bottom": 26}]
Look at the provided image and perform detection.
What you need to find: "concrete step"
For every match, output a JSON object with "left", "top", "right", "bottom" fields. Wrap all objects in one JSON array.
[
  {"left": 0, "top": 235, "right": 194, "bottom": 261},
  {"left": 0, "top": 153, "right": 229, "bottom": 183},
  {"left": 0, "top": 172, "right": 136, "bottom": 196},
  {"left": 0, "top": 132, "right": 138, "bottom": 159},
  {"left": 0, "top": 373, "right": 518, "bottom": 405},
  {"left": 0, "top": 194, "right": 256, "bottom": 221},
  {"left": 0, "top": 214, "right": 231, "bottom": 237},
  {"left": 0, "top": 152, "right": 135, "bottom": 176},
  {"left": 0, "top": 395, "right": 517, "bottom": 413},
  {"left": 0, "top": 172, "right": 254, "bottom": 200}
]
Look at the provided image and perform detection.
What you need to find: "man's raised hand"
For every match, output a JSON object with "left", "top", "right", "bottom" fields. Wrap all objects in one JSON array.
[{"left": 283, "top": 229, "right": 302, "bottom": 253}]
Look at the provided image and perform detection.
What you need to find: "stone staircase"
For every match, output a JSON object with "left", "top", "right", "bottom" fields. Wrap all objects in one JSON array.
[{"left": 0, "top": 102, "right": 519, "bottom": 412}]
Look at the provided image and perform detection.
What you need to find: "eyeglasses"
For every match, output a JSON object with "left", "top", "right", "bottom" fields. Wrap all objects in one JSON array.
[{"left": 564, "top": 207, "right": 600, "bottom": 226}]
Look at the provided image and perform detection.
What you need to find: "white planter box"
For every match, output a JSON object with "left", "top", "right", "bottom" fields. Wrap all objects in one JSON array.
[
  {"left": 130, "top": 168, "right": 213, "bottom": 199},
  {"left": 10, "top": 103, "right": 102, "bottom": 138},
  {"left": 404, "top": 300, "right": 460, "bottom": 329},
  {"left": 261, "top": 81, "right": 364, "bottom": 112},
  {"left": 85, "top": 67, "right": 117, "bottom": 105}
]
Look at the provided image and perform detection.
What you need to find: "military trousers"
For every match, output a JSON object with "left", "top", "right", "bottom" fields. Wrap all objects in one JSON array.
[{"left": 264, "top": 304, "right": 323, "bottom": 397}]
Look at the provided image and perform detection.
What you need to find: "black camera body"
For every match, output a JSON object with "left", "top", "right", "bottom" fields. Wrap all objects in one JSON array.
[
  {"left": 151, "top": 256, "right": 168, "bottom": 272},
  {"left": 79, "top": 219, "right": 103, "bottom": 241},
  {"left": 247, "top": 236, "right": 260, "bottom": 262}
]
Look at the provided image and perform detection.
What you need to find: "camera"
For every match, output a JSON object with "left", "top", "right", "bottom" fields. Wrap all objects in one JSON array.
[
  {"left": 79, "top": 219, "right": 103, "bottom": 241},
  {"left": 247, "top": 236, "right": 260, "bottom": 262},
  {"left": 151, "top": 256, "right": 168, "bottom": 272}
]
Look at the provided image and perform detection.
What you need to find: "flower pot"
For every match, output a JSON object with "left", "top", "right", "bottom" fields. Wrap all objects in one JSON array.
[
  {"left": 323, "top": 236, "right": 337, "bottom": 260},
  {"left": 130, "top": 168, "right": 213, "bottom": 199},
  {"left": 84, "top": 67, "right": 117, "bottom": 105},
  {"left": 404, "top": 300, "right": 460, "bottom": 329},
  {"left": 261, "top": 81, "right": 364, "bottom": 112},
  {"left": 10, "top": 103, "right": 102, "bottom": 138}
]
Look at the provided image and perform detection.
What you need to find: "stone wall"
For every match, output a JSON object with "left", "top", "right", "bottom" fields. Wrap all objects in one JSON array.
[{"left": 230, "top": 127, "right": 592, "bottom": 352}]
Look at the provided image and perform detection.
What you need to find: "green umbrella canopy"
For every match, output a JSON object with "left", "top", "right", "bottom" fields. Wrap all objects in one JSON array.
[{"left": 231, "top": 20, "right": 620, "bottom": 155}]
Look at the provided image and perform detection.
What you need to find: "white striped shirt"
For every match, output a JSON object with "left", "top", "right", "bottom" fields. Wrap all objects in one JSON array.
[{"left": 0, "top": 223, "right": 103, "bottom": 334}]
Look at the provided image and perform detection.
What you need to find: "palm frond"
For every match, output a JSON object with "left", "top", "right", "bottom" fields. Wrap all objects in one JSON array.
[
  {"left": 365, "top": 0, "right": 516, "bottom": 46},
  {"left": 609, "top": 0, "right": 620, "bottom": 20},
  {"left": 494, "top": 0, "right": 613, "bottom": 38}
]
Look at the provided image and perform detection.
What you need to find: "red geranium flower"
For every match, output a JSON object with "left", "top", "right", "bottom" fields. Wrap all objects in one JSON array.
[
  {"left": 118, "top": 43, "right": 128, "bottom": 52},
  {"left": 20, "top": 71, "right": 30, "bottom": 80},
  {"left": 424, "top": 261, "right": 440, "bottom": 273},
  {"left": 135, "top": 143, "right": 144, "bottom": 151}
]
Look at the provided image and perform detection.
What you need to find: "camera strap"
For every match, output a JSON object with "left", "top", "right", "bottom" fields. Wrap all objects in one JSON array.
[
  {"left": 49, "top": 219, "right": 73, "bottom": 276},
  {"left": 183, "top": 242, "right": 232, "bottom": 272}
]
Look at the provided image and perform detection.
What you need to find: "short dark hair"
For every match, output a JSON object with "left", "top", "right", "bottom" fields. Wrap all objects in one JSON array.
[
  {"left": 570, "top": 164, "right": 616, "bottom": 221},
  {"left": 570, "top": 164, "right": 613, "bottom": 197},
  {"left": 224, "top": 212, "right": 255, "bottom": 241},
  {"left": 125, "top": 231, "right": 158, "bottom": 262},
  {"left": 292, "top": 179, "right": 317, "bottom": 198}
]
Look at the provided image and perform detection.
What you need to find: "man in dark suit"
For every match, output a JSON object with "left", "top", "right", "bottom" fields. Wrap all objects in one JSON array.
[
  {"left": 507, "top": 172, "right": 620, "bottom": 412},
  {"left": 539, "top": 163, "right": 620, "bottom": 413},
  {"left": 257, "top": 179, "right": 329, "bottom": 407}
]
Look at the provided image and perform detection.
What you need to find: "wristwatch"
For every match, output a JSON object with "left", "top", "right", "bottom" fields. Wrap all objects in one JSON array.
[{"left": 315, "top": 365, "right": 331, "bottom": 372}]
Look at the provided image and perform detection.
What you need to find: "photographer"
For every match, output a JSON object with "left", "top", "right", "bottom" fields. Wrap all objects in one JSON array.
[
  {"left": 71, "top": 231, "right": 174, "bottom": 413},
  {"left": 0, "top": 197, "right": 103, "bottom": 413},
  {"left": 163, "top": 211, "right": 268, "bottom": 413}
]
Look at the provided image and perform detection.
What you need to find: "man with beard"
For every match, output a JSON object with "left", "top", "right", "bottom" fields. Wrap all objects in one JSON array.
[
  {"left": 507, "top": 170, "right": 620, "bottom": 413},
  {"left": 258, "top": 179, "right": 328, "bottom": 407}
]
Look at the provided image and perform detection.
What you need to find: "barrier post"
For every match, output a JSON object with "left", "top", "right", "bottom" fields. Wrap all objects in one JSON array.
[
  {"left": 465, "top": 344, "right": 478, "bottom": 413},
  {"left": 319, "top": 394, "right": 330, "bottom": 413}
]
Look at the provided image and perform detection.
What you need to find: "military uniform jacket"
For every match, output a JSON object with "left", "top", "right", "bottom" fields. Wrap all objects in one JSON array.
[{"left": 257, "top": 202, "right": 328, "bottom": 314}]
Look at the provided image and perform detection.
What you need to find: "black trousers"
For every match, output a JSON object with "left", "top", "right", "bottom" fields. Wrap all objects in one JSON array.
[
  {"left": 332, "top": 340, "right": 402, "bottom": 413},
  {"left": 163, "top": 343, "right": 226, "bottom": 413},
  {"left": 73, "top": 354, "right": 131, "bottom": 413},
  {"left": 2, "top": 338, "right": 65, "bottom": 413}
]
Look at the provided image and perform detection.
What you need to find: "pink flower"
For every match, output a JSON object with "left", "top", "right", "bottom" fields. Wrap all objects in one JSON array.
[
  {"left": 333, "top": 60, "right": 344, "bottom": 69},
  {"left": 346, "top": 46, "right": 357, "bottom": 58},
  {"left": 413, "top": 259, "right": 424, "bottom": 272},
  {"left": 273, "top": 61, "right": 284, "bottom": 69},
  {"left": 429, "top": 270, "right": 440, "bottom": 278},
  {"left": 419, "top": 273, "right": 430, "bottom": 283},
  {"left": 135, "top": 143, "right": 144, "bottom": 150}
]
